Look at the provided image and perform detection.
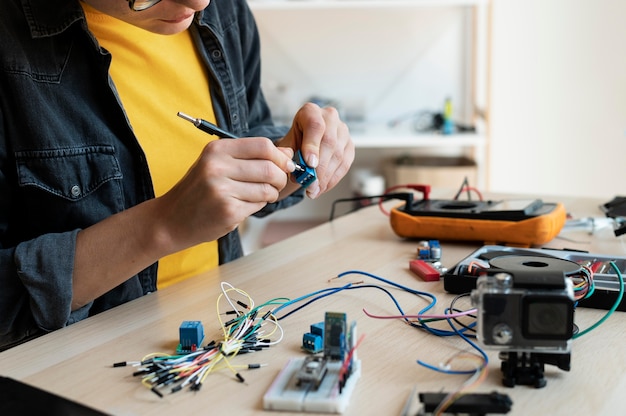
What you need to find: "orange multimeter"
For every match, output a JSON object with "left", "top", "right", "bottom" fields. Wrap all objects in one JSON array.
[{"left": 390, "top": 197, "right": 567, "bottom": 247}]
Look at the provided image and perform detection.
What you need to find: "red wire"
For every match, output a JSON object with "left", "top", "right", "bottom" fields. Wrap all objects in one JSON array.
[{"left": 337, "top": 333, "right": 366, "bottom": 384}]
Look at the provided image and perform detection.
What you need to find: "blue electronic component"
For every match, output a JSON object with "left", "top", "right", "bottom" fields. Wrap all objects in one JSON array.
[
  {"left": 302, "top": 322, "right": 324, "bottom": 353},
  {"left": 417, "top": 240, "right": 441, "bottom": 261},
  {"left": 178, "top": 321, "right": 204, "bottom": 353},
  {"left": 292, "top": 150, "right": 317, "bottom": 189}
]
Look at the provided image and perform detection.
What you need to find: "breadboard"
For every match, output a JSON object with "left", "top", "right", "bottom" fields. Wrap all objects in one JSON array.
[{"left": 263, "top": 357, "right": 361, "bottom": 413}]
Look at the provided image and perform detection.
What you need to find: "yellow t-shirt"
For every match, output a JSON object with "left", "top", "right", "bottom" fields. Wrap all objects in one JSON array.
[{"left": 82, "top": 4, "right": 219, "bottom": 288}]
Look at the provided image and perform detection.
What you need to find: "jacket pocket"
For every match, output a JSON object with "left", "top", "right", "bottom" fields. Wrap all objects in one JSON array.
[{"left": 16, "top": 145, "right": 122, "bottom": 201}]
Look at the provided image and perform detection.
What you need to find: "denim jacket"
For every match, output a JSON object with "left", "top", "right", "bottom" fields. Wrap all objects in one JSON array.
[{"left": 0, "top": 0, "right": 303, "bottom": 350}]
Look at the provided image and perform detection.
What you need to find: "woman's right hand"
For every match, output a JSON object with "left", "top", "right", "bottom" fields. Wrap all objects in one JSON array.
[{"left": 155, "top": 137, "right": 296, "bottom": 253}]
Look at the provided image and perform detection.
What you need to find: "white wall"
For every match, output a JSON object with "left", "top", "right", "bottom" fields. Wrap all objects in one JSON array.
[
  {"left": 251, "top": 4, "right": 478, "bottom": 221},
  {"left": 249, "top": 0, "right": 626, "bottom": 225},
  {"left": 252, "top": 6, "right": 472, "bottom": 125},
  {"left": 489, "top": 0, "right": 626, "bottom": 199}
]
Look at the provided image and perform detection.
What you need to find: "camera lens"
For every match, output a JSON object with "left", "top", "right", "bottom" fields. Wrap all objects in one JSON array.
[{"left": 523, "top": 297, "right": 573, "bottom": 339}]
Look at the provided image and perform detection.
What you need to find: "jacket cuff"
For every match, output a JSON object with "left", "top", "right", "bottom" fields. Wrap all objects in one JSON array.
[
  {"left": 14, "top": 229, "right": 78, "bottom": 331},
  {"left": 254, "top": 187, "right": 305, "bottom": 218}
]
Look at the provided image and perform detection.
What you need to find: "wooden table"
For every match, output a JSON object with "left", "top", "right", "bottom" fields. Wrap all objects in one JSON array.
[{"left": 1, "top": 193, "right": 624, "bottom": 415}]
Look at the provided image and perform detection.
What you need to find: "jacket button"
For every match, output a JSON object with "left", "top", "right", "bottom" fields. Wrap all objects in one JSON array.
[{"left": 70, "top": 185, "right": 81, "bottom": 198}]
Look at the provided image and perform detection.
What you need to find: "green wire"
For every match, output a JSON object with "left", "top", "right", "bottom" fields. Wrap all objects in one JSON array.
[
  {"left": 226, "top": 297, "right": 292, "bottom": 340},
  {"left": 574, "top": 261, "right": 624, "bottom": 339}
]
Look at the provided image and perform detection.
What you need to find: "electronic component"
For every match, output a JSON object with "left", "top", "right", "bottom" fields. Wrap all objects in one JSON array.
[
  {"left": 177, "top": 320, "right": 204, "bottom": 353},
  {"left": 296, "top": 356, "right": 328, "bottom": 388},
  {"left": 417, "top": 240, "right": 441, "bottom": 261},
  {"left": 264, "top": 312, "right": 360, "bottom": 413},
  {"left": 302, "top": 321, "right": 325, "bottom": 353},
  {"left": 412, "top": 240, "right": 445, "bottom": 279},
  {"left": 409, "top": 259, "right": 441, "bottom": 281},
  {"left": 323, "top": 312, "right": 346, "bottom": 361},
  {"left": 390, "top": 197, "right": 567, "bottom": 247},
  {"left": 292, "top": 149, "right": 317, "bottom": 189},
  {"left": 417, "top": 391, "right": 512, "bottom": 415}
]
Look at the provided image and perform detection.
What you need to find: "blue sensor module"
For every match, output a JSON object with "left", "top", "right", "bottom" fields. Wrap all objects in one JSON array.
[
  {"left": 302, "top": 321, "right": 325, "bottom": 354},
  {"left": 177, "top": 320, "right": 204, "bottom": 353},
  {"left": 292, "top": 150, "right": 316, "bottom": 189}
]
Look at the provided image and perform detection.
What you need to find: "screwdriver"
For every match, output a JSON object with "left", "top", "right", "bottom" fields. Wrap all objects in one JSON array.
[
  {"left": 177, "top": 111, "right": 304, "bottom": 172},
  {"left": 177, "top": 111, "right": 238, "bottom": 139}
]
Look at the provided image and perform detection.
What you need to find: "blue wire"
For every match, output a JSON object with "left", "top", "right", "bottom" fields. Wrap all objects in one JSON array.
[
  {"left": 276, "top": 280, "right": 474, "bottom": 337},
  {"left": 338, "top": 270, "right": 475, "bottom": 337},
  {"left": 272, "top": 283, "right": 353, "bottom": 316},
  {"left": 417, "top": 307, "right": 488, "bottom": 375},
  {"left": 276, "top": 285, "right": 474, "bottom": 337},
  {"left": 337, "top": 270, "right": 437, "bottom": 311},
  {"left": 274, "top": 269, "right": 485, "bottom": 375},
  {"left": 276, "top": 284, "right": 410, "bottom": 321},
  {"left": 274, "top": 269, "right": 478, "bottom": 340},
  {"left": 409, "top": 317, "right": 477, "bottom": 338}
]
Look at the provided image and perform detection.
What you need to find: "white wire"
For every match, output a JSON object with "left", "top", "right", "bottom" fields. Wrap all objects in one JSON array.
[{"left": 220, "top": 282, "right": 244, "bottom": 316}]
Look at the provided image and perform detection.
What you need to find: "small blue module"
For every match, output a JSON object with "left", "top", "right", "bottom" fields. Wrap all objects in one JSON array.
[
  {"left": 302, "top": 321, "right": 324, "bottom": 353},
  {"left": 178, "top": 320, "right": 204, "bottom": 353},
  {"left": 417, "top": 240, "right": 441, "bottom": 261},
  {"left": 292, "top": 150, "right": 317, "bottom": 189}
]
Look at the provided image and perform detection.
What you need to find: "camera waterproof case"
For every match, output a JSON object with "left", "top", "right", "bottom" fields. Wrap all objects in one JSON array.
[
  {"left": 469, "top": 258, "right": 578, "bottom": 388},
  {"left": 389, "top": 198, "right": 567, "bottom": 247},
  {"left": 471, "top": 266, "right": 575, "bottom": 354}
]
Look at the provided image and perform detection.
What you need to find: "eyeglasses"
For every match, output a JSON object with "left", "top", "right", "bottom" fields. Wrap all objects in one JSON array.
[{"left": 127, "top": 0, "right": 163, "bottom": 11}]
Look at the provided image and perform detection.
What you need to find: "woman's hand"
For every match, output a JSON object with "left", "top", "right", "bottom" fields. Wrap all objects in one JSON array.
[
  {"left": 157, "top": 137, "right": 296, "bottom": 252},
  {"left": 277, "top": 102, "right": 355, "bottom": 199}
]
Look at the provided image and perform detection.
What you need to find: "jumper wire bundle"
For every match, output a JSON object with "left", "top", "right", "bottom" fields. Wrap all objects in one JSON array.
[{"left": 113, "top": 282, "right": 286, "bottom": 397}]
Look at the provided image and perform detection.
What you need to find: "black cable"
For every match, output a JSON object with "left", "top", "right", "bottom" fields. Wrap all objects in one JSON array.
[
  {"left": 329, "top": 192, "right": 414, "bottom": 221},
  {"left": 453, "top": 176, "right": 470, "bottom": 201},
  {"left": 328, "top": 196, "right": 375, "bottom": 221},
  {"left": 448, "top": 293, "right": 477, "bottom": 334}
]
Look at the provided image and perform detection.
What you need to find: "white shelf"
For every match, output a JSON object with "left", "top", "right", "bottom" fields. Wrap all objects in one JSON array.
[
  {"left": 350, "top": 124, "right": 486, "bottom": 148},
  {"left": 248, "top": 0, "right": 488, "bottom": 11}
]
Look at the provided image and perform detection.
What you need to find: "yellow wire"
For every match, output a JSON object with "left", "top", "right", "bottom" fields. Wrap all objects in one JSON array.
[
  {"left": 140, "top": 352, "right": 172, "bottom": 362},
  {"left": 434, "top": 353, "right": 489, "bottom": 415},
  {"left": 136, "top": 282, "right": 281, "bottom": 392}
]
